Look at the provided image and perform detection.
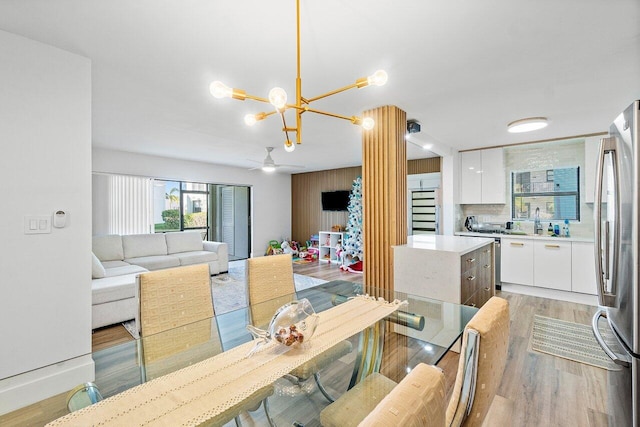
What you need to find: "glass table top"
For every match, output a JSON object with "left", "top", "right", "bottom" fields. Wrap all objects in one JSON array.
[{"left": 70, "top": 280, "right": 478, "bottom": 426}]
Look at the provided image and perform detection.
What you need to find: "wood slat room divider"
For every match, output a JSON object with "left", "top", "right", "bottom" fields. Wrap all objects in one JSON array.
[{"left": 362, "top": 105, "right": 407, "bottom": 301}]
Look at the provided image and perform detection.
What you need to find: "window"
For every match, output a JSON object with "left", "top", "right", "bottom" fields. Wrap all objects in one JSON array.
[
  {"left": 153, "top": 179, "right": 210, "bottom": 237},
  {"left": 511, "top": 167, "right": 580, "bottom": 221}
]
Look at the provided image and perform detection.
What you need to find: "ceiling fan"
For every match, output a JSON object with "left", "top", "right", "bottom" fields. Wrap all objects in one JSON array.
[{"left": 249, "top": 147, "right": 304, "bottom": 172}]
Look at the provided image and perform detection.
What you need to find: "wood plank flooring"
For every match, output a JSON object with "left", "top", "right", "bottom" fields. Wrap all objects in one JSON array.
[{"left": 0, "top": 261, "right": 613, "bottom": 426}]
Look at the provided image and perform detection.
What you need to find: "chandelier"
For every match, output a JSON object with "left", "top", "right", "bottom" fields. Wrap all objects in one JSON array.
[{"left": 209, "top": 0, "right": 388, "bottom": 152}]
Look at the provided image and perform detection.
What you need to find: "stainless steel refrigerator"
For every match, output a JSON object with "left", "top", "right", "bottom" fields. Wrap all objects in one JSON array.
[{"left": 592, "top": 100, "right": 640, "bottom": 427}]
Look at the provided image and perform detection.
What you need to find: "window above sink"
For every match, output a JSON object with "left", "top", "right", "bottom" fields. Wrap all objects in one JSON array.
[{"left": 511, "top": 167, "right": 580, "bottom": 221}]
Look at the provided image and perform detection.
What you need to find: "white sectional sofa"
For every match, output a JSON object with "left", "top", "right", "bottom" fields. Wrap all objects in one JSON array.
[{"left": 91, "top": 231, "right": 229, "bottom": 329}]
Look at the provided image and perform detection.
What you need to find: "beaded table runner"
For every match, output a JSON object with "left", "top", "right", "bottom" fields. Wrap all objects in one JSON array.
[{"left": 47, "top": 296, "right": 405, "bottom": 427}]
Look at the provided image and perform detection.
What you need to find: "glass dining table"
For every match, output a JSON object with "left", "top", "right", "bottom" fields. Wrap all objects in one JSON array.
[{"left": 55, "top": 280, "right": 477, "bottom": 426}]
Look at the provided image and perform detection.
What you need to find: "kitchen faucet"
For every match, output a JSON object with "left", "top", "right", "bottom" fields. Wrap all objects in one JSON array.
[{"left": 534, "top": 207, "right": 543, "bottom": 235}]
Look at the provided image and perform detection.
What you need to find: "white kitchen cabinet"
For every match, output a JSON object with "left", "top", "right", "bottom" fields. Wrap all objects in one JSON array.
[
  {"left": 459, "top": 148, "right": 505, "bottom": 204},
  {"left": 481, "top": 148, "right": 506, "bottom": 204},
  {"left": 533, "top": 240, "right": 572, "bottom": 291},
  {"left": 501, "top": 239, "right": 534, "bottom": 286},
  {"left": 571, "top": 241, "right": 597, "bottom": 295},
  {"left": 459, "top": 150, "right": 482, "bottom": 204}
]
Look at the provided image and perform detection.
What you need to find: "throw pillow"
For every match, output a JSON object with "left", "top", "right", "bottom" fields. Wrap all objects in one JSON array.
[{"left": 92, "top": 252, "right": 106, "bottom": 279}]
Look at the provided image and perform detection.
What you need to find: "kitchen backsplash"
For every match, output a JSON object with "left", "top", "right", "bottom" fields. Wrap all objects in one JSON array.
[{"left": 459, "top": 138, "right": 594, "bottom": 238}]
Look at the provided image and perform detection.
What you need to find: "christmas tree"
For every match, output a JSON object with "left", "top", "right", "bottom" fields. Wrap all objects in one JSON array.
[{"left": 343, "top": 176, "right": 363, "bottom": 262}]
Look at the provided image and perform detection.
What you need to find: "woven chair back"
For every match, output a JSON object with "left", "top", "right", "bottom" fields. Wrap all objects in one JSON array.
[{"left": 247, "top": 254, "right": 295, "bottom": 328}]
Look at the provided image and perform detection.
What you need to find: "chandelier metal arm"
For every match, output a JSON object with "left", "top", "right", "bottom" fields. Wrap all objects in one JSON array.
[
  {"left": 304, "top": 107, "right": 360, "bottom": 123},
  {"left": 279, "top": 111, "right": 293, "bottom": 145},
  {"left": 243, "top": 93, "right": 271, "bottom": 104},
  {"left": 306, "top": 82, "right": 360, "bottom": 104}
]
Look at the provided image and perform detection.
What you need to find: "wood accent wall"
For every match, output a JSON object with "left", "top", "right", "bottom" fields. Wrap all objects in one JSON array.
[
  {"left": 408, "top": 157, "right": 441, "bottom": 174},
  {"left": 362, "top": 106, "right": 407, "bottom": 301},
  {"left": 290, "top": 166, "right": 361, "bottom": 243}
]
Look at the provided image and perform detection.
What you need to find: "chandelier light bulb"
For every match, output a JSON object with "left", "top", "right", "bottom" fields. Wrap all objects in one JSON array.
[
  {"left": 367, "top": 70, "right": 388, "bottom": 87},
  {"left": 209, "top": 81, "right": 232, "bottom": 99},
  {"left": 284, "top": 141, "right": 296, "bottom": 152},
  {"left": 362, "top": 117, "right": 375, "bottom": 130},
  {"left": 268, "top": 87, "right": 288, "bottom": 110},
  {"left": 244, "top": 114, "right": 257, "bottom": 126}
]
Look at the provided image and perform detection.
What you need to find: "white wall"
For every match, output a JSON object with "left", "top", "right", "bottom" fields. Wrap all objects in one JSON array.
[
  {"left": 441, "top": 152, "right": 459, "bottom": 235},
  {"left": 0, "top": 30, "right": 93, "bottom": 413},
  {"left": 92, "top": 148, "right": 292, "bottom": 256}
]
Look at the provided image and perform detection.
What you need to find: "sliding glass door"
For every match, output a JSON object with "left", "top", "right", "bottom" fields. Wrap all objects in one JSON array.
[{"left": 213, "top": 185, "right": 250, "bottom": 261}]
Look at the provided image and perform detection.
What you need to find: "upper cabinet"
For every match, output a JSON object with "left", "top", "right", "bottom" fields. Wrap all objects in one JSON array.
[{"left": 459, "top": 148, "right": 505, "bottom": 204}]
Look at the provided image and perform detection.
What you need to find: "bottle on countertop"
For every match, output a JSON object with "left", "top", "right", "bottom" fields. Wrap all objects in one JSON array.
[
  {"left": 554, "top": 223, "right": 560, "bottom": 236},
  {"left": 548, "top": 222, "right": 554, "bottom": 236},
  {"left": 563, "top": 219, "right": 570, "bottom": 237}
]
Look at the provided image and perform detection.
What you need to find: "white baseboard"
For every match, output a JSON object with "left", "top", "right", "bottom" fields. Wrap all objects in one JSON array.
[
  {"left": 500, "top": 283, "right": 599, "bottom": 306},
  {"left": 0, "top": 354, "right": 95, "bottom": 416}
]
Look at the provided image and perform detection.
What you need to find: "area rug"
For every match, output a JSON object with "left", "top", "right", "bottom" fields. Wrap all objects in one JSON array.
[
  {"left": 530, "top": 314, "right": 621, "bottom": 371},
  {"left": 210, "top": 261, "right": 327, "bottom": 313}
]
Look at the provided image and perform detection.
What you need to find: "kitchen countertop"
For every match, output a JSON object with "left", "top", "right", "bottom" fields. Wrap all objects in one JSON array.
[
  {"left": 455, "top": 231, "right": 594, "bottom": 243},
  {"left": 396, "top": 234, "right": 495, "bottom": 255}
]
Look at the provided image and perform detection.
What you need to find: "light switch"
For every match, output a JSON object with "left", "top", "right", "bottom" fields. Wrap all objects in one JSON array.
[{"left": 24, "top": 215, "right": 52, "bottom": 234}]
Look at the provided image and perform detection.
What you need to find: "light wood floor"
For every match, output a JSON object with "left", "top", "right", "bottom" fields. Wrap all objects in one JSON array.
[{"left": 0, "top": 261, "right": 612, "bottom": 426}]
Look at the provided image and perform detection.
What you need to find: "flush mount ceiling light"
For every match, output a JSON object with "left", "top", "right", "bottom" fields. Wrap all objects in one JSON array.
[
  {"left": 507, "top": 117, "right": 548, "bottom": 133},
  {"left": 209, "top": 0, "right": 387, "bottom": 153}
]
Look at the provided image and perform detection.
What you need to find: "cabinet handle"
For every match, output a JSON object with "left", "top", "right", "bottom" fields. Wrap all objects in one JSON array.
[
  {"left": 483, "top": 264, "right": 490, "bottom": 269},
  {"left": 470, "top": 303, "right": 477, "bottom": 307},
  {"left": 545, "top": 244, "right": 560, "bottom": 249},
  {"left": 467, "top": 276, "right": 476, "bottom": 281},
  {"left": 466, "top": 258, "right": 476, "bottom": 263},
  {"left": 484, "top": 287, "right": 490, "bottom": 291},
  {"left": 484, "top": 249, "right": 491, "bottom": 254},
  {"left": 510, "top": 242, "right": 524, "bottom": 247}
]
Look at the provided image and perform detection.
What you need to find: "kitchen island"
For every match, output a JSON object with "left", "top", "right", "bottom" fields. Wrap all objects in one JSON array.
[{"left": 393, "top": 235, "right": 495, "bottom": 308}]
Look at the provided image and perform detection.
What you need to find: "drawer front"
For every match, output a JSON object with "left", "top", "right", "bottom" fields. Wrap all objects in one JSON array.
[
  {"left": 461, "top": 248, "right": 481, "bottom": 275},
  {"left": 463, "top": 285, "right": 492, "bottom": 308},
  {"left": 461, "top": 265, "right": 481, "bottom": 302}
]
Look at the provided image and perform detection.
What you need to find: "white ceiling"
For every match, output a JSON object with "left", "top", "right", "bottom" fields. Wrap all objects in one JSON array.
[{"left": 1, "top": 0, "right": 639, "bottom": 173}]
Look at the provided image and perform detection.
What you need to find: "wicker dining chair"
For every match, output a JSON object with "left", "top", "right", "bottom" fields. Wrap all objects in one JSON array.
[
  {"left": 247, "top": 254, "right": 353, "bottom": 402},
  {"left": 319, "top": 296, "right": 510, "bottom": 427},
  {"left": 138, "top": 264, "right": 275, "bottom": 427}
]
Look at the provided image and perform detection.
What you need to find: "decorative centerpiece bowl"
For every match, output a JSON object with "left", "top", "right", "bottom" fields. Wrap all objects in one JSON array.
[{"left": 246, "top": 298, "right": 319, "bottom": 356}]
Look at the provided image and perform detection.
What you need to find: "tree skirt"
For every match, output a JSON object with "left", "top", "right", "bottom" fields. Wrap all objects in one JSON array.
[{"left": 340, "top": 260, "right": 363, "bottom": 274}]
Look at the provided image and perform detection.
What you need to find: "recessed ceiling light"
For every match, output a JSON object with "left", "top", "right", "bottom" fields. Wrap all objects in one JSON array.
[{"left": 507, "top": 117, "right": 548, "bottom": 133}]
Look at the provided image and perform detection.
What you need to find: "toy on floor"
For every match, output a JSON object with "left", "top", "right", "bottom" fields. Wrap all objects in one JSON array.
[
  {"left": 281, "top": 240, "right": 299, "bottom": 257},
  {"left": 266, "top": 240, "right": 284, "bottom": 256}
]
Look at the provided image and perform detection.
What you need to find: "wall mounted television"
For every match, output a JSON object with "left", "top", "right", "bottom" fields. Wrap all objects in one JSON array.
[{"left": 321, "top": 190, "right": 350, "bottom": 211}]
